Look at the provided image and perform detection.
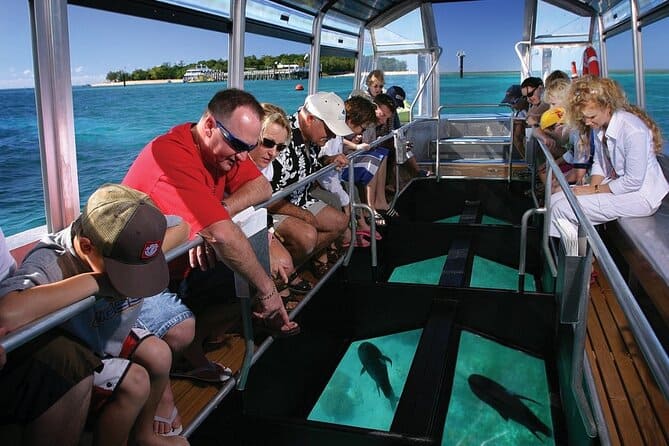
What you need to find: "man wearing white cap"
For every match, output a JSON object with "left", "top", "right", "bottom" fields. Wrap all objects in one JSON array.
[{"left": 267, "top": 93, "right": 351, "bottom": 274}]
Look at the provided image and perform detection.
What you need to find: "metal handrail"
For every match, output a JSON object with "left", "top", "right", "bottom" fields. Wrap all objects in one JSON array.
[
  {"left": 1, "top": 133, "right": 396, "bottom": 355},
  {"left": 0, "top": 237, "right": 204, "bottom": 353},
  {"left": 408, "top": 46, "right": 443, "bottom": 123}
]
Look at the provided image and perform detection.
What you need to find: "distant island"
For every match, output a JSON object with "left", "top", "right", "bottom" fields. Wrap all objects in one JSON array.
[{"left": 105, "top": 54, "right": 407, "bottom": 83}]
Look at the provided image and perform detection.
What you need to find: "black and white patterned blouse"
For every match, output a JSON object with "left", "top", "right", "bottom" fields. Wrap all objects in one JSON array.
[{"left": 270, "top": 113, "right": 321, "bottom": 208}]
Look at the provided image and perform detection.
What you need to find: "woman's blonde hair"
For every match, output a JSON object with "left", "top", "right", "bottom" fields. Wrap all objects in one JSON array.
[
  {"left": 565, "top": 75, "right": 663, "bottom": 153},
  {"left": 260, "top": 103, "right": 291, "bottom": 145},
  {"left": 365, "top": 69, "right": 385, "bottom": 87},
  {"left": 544, "top": 78, "right": 570, "bottom": 107}
]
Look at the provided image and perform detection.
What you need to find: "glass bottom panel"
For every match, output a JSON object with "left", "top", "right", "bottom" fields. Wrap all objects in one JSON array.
[
  {"left": 307, "top": 329, "right": 423, "bottom": 430},
  {"left": 442, "top": 330, "right": 554, "bottom": 445},
  {"left": 388, "top": 255, "right": 537, "bottom": 291}
]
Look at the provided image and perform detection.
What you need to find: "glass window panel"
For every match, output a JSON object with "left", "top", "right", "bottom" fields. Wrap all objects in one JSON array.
[
  {"left": 534, "top": 0, "right": 591, "bottom": 44},
  {"left": 246, "top": 0, "right": 313, "bottom": 36},
  {"left": 528, "top": 46, "right": 592, "bottom": 81},
  {"left": 638, "top": 0, "right": 668, "bottom": 15},
  {"left": 373, "top": 8, "right": 426, "bottom": 52},
  {"left": 321, "top": 29, "right": 358, "bottom": 51},
  {"left": 323, "top": 11, "right": 362, "bottom": 35},
  {"left": 1, "top": 2, "right": 45, "bottom": 236},
  {"left": 158, "top": 0, "right": 230, "bottom": 18},
  {"left": 602, "top": 1, "right": 631, "bottom": 30}
]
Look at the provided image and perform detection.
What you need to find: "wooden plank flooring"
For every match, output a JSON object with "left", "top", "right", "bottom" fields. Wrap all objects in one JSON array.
[{"left": 586, "top": 264, "right": 669, "bottom": 445}]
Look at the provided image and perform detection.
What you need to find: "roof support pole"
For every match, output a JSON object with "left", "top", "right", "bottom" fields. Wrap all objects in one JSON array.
[
  {"left": 229, "top": 0, "right": 246, "bottom": 89},
  {"left": 597, "top": 14, "right": 608, "bottom": 77},
  {"left": 308, "top": 12, "right": 324, "bottom": 95},
  {"left": 29, "top": 0, "right": 79, "bottom": 232},
  {"left": 353, "top": 24, "right": 365, "bottom": 93},
  {"left": 630, "top": 0, "right": 645, "bottom": 108}
]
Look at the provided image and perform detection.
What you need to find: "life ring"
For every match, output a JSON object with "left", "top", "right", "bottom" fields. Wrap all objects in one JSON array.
[{"left": 582, "top": 46, "right": 600, "bottom": 77}]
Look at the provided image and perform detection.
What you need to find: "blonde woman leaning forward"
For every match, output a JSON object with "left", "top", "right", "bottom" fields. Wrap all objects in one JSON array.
[
  {"left": 549, "top": 76, "right": 669, "bottom": 237},
  {"left": 248, "top": 104, "right": 313, "bottom": 306}
]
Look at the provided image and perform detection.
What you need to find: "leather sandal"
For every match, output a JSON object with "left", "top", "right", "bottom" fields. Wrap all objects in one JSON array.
[
  {"left": 311, "top": 258, "right": 330, "bottom": 278},
  {"left": 287, "top": 273, "right": 312, "bottom": 294}
]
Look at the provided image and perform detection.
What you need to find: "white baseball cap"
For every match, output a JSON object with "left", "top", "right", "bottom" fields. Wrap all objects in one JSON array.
[{"left": 304, "top": 92, "right": 353, "bottom": 136}]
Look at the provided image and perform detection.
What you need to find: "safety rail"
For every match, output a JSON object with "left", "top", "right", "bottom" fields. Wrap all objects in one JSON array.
[
  {"left": 435, "top": 104, "right": 516, "bottom": 183},
  {"left": 0, "top": 237, "right": 204, "bottom": 354},
  {"left": 529, "top": 137, "right": 669, "bottom": 440}
]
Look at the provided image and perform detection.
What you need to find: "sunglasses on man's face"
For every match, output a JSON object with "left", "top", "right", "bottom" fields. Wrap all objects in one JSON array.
[
  {"left": 523, "top": 86, "right": 540, "bottom": 99},
  {"left": 260, "top": 137, "right": 287, "bottom": 151},
  {"left": 215, "top": 119, "right": 258, "bottom": 152},
  {"left": 319, "top": 118, "right": 336, "bottom": 139}
]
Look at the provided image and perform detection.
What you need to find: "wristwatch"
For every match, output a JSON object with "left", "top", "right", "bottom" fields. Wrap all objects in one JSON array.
[{"left": 594, "top": 185, "right": 600, "bottom": 193}]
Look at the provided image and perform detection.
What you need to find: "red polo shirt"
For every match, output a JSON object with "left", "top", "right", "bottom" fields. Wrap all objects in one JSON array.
[{"left": 123, "top": 123, "right": 261, "bottom": 239}]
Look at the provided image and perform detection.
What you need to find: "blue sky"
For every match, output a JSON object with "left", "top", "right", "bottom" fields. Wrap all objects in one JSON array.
[{"left": 1, "top": 0, "right": 668, "bottom": 89}]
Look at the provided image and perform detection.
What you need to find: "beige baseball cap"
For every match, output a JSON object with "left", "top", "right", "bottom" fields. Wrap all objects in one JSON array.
[{"left": 80, "top": 184, "right": 168, "bottom": 298}]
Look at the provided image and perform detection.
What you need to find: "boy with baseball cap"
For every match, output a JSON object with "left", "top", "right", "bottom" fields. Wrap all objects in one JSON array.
[{"left": 0, "top": 184, "right": 189, "bottom": 445}]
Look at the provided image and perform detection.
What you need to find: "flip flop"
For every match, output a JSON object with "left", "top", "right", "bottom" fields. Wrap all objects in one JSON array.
[
  {"left": 171, "top": 361, "right": 233, "bottom": 384},
  {"left": 288, "top": 278, "right": 312, "bottom": 294},
  {"left": 383, "top": 208, "right": 400, "bottom": 217},
  {"left": 357, "top": 229, "right": 382, "bottom": 241},
  {"left": 154, "top": 407, "right": 183, "bottom": 437}
]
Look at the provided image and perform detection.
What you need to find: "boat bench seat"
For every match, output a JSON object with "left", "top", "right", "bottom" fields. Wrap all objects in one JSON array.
[{"left": 609, "top": 154, "right": 669, "bottom": 325}]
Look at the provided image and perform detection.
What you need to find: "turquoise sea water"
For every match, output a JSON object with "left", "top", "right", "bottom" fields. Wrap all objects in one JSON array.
[{"left": 1, "top": 72, "right": 668, "bottom": 236}]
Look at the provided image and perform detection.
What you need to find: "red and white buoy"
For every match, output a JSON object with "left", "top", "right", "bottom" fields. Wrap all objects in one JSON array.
[
  {"left": 295, "top": 84, "right": 304, "bottom": 91},
  {"left": 570, "top": 61, "right": 578, "bottom": 79},
  {"left": 582, "top": 46, "right": 600, "bottom": 77}
]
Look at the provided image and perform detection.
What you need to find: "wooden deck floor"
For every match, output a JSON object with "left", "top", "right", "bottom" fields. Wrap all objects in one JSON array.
[{"left": 586, "top": 264, "right": 669, "bottom": 445}]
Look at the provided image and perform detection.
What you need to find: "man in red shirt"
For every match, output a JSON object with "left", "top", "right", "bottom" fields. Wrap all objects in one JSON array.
[{"left": 124, "top": 89, "right": 298, "bottom": 379}]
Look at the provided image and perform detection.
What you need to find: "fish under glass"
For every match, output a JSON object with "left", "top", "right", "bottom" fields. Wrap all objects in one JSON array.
[{"left": 308, "top": 328, "right": 422, "bottom": 430}]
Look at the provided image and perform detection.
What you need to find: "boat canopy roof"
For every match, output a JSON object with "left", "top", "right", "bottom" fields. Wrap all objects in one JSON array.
[{"left": 70, "top": 0, "right": 669, "bottom": 57}]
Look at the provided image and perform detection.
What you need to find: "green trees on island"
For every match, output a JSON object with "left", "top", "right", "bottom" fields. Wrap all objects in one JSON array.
[{"left": 105, "top": 54, "right": 407, "bottom": 82}]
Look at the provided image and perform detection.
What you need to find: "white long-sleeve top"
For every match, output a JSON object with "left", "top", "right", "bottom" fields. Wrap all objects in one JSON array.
[{"left": 592, "top": 109, "right": 669, "bottom": 207}]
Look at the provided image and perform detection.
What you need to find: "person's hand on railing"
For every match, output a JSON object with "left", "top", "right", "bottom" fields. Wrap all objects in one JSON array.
[{"left": 189, "top": 242, "right": 218, "bottom": 272}]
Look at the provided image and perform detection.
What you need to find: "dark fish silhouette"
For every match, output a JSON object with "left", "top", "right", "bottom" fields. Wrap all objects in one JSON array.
[
  {"left": 468, "top": 374, "right": 552, "bottom": 440},
  {"left": 358, "top": 342, "right": 399, "bottom": 409}
]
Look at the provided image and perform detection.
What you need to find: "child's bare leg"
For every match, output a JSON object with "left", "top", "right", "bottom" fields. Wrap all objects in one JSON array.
[
  {"left": 95, "top": 363, "right": 149, "bottom": 446},
  {"left": 374, "top": 159, "right": 390, "bottom": 210},
  {"left": 130, "top": 337, "right": 187, "bottom": 445}
]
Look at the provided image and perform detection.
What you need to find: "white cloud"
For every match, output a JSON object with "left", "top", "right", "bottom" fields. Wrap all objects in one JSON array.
[
  {"left": 74, "top": 66, "right": 84, "bottom": 73},
  {"left": 22, "top": 69, "right": 31, "bottom": 76}
]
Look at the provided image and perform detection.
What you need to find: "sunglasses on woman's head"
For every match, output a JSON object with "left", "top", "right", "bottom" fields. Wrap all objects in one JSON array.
[{"left": 260, "top": 137, "right": 287, "bottom": 151}]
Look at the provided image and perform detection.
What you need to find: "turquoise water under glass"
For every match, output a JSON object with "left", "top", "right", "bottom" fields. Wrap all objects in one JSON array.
[
  {"left": 443, "top": 330, "right": 554, "bottom": 445},
  {"left": 308, "top": 328, "right": 422, "bottom": 430}
]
